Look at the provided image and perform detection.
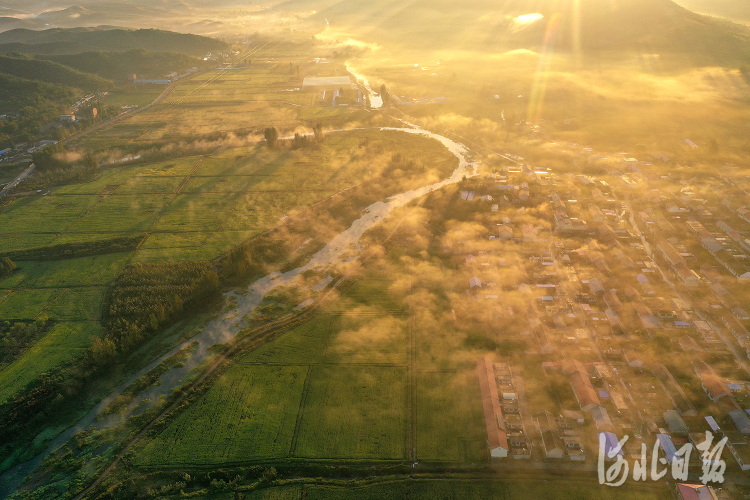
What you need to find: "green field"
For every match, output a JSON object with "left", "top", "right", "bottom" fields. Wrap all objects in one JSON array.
[
  {"left": 293, "top": 365, "right": 407, "bottom": 460},
  {"left": 136, "top": 364, "right": 308, "bottom": 466}
]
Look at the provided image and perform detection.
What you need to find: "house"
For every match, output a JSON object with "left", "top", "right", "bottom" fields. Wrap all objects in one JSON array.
[
  {"left": 657, "top": 240, "right": 686, "bottom": 267},
  {"left": 522, "top": 224, "right": 538, "bottom": 242},
  {"left": 693, "top": 360, "right": 732, "bottom": 402},
  {"left": 540, "top": 429, "right": 565, "bottom": 459},
  {"left": 476, "top": 357, "right": 509, "bottom": 458},
  {"left": 589, "top": 204, "right": 604, "bottom": 222},
  {"left": 663, "top": 410, "right": 689, "bottom": 434},
  {"left": 498, "top": 225, "right": 513, "bottom": 241},
  {"left": 729, "top": 408, "right": 750, "bottom": 435},
  {"left": 675, "top": 484, "right": 719, "bottom": 500},
  {"left": 588, "top": 278, "right": 605, "bottom": 295},
  {"left": 672, "top": 263, "right": 699, "bottom": 286},
  {"left": 562, "top": 360, "right": 602, "bottom": 412},
  {"left": 738, "top": 207, "right": 750, "bottom": 224},
  {"left": 656, "top": 434, "right": 679, "bottom": 463},
  {"left": 469, "top": 277, "right": 482, "bottom": 289},
  {"left": 699, "top": 264, "right": 722, "bottom": 283},
  {"left": 624, "top": 350, "right": 643, "bottom": 369},
  {"left": 598, "top": 431, "right": 624, "bottom": 460},
  {"left": 60, "top": 114, "right": 77, "bottom": 123},
  {"left": 725, "top": 432, "right": 750, "bottom": 471}
]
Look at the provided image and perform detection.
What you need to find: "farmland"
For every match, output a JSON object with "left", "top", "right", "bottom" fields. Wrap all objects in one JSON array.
[{"left": 136, "top": 364, "right": 308, "bottom": 466}]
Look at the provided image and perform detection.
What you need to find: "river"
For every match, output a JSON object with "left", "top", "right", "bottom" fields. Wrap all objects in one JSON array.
[{"left": 0, "top": 122, "right": 477, "bottom": 498}]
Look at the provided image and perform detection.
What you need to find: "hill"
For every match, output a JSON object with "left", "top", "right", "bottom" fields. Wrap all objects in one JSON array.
[
  {"left": 0, "top": 54, "right": 110, "bottom": 91},
  {"left": 40, "top": 49, "right": 201, "bottom": 81},
  {"left": 674, "top": 0, "right": 750, "bottom": 24},
  {"left": 0, "top": 27, "right": 229, "bottom": 56},
  {"left": 279, "top": 0, "right": 750, "bottom": 66}
]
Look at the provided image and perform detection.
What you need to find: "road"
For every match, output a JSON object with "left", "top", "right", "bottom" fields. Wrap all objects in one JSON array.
[{"left": 0, "top": 163, "right": 35, "bottom": 200}]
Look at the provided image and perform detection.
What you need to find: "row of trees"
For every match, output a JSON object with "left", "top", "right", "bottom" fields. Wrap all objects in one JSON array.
[
  {"left": 1, "top": 235, "right": 144, "bottom": 261},
  {"left": 264, "top": 122, "right": 325, "bottom": 150}
]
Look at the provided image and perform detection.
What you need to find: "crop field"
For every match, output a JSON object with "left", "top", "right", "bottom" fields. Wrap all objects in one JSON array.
[
  {"left": 292, "top": 365, "right": 407, "bottom": 460},
  {"left": 44, "top": 287, "right": 105, "bottom": 321},
  {"left": 0, "top": 322, "right": 101, "bottom": 403},
  {"left": 135, "top": 364, "right": 308, "bottom": 466}
]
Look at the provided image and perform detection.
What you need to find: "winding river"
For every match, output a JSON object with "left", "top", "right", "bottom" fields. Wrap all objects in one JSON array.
[{"left": 0, "top": 120, "right": 478, "bottom": 498}]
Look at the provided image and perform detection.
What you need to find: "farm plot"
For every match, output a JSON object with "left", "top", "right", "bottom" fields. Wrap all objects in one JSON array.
[
  {"left": 293, "top": 365, "right": 407, "bottom": 460},
  {"left": 0, "top": 234, "right": 57, "bottom": 253},
  {"left": 53, "top": 168, "right": 139, "bottom": 195},
  {"left": 44, "top": 287, "right": 105, "bottom": 321},
  {"left": 136, "top": 364, "right": 307, "bottom": 466},
  {"left": 0, "top": 288, "right": 62, "bottom": 319},
  {"left": 115, "top": 175, "right": 184, "bottom": 195},
  {"left": 138, "top": 159, "right": 201, "bottom": 177},
  {"left": 416, "top": 370, "right": 486, "bottom": 462},
  {"left": 151, "top": 193, "right": 239, "bottom": 232},
  {"left": 66, "top": 194, "right": 170, "bottom": 233},
  {"left": 0, "top": 322, "right": 101, "bottom": 403},
  {"left": 19, "top": 253, "right": 130, "bottom": 287},
  {"left": 0, "top": 195, "right": 101, "bottom": 234},
  {"left": 241, "top": 315, "right": 334, "bottom": 365}
]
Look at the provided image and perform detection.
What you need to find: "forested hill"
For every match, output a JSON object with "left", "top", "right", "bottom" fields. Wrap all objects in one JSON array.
[
  {"left": 40, "top": 49, "right": 201, "bottom": 81},
  {"left": 0, "top": 54, "right": 111, "bottom": 91},
  {"left": 0, "top": 27, "right": 229, "bottom": 56}
]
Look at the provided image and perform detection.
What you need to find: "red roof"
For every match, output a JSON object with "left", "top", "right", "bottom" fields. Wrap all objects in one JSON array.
[{"left": 477, "top": 357, "right": 508, "bottom": 452}]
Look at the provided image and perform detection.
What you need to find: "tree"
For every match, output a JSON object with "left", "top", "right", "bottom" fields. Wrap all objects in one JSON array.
[
  {"left": 380, "top": 84, "right": 389, "bottom": 107},
  {"left": 264, "top": 127, "right": 278, "bottom": 149},
  {"left": 0, "top": 257, "right": 16, "bottom": 279},
  {"left": 313, "top": 122, "right": 324, "bottom": 144}
]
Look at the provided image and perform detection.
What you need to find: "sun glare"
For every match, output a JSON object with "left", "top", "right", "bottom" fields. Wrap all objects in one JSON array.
[{"left": 513, "top": 13, "right": 543, "bottom": 25}]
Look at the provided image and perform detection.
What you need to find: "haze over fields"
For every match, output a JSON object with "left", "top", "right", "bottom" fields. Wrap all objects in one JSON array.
[{"left": 0, "top": 1, "right": 750, "bottom": 500}]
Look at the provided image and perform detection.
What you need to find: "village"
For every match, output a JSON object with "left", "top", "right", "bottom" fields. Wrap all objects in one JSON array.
[{"left": 445, "top": 148, "right": 750, "bottom": 499}]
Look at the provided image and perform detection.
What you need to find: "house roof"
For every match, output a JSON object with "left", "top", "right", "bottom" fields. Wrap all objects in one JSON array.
[
  {"left": 562, "top": 360, "right": 601, "bottom": 410},
  {"left": 663, "top": 410, "right": 689, "bottom": 433},
  {"left": 476, "top": 357, "right": 508, "bottom": 452},
  {"left": 729, "top": 409, "right": 750, "bottom": 435},
  {"left": 676, "top": 484, "right": 718, "bottom": 500},
  {"left": 598, "top": 431, "right": 623, "bottom": 457},
  {"left": 656, "top": 434, "right": 678, "bottom": 462}
]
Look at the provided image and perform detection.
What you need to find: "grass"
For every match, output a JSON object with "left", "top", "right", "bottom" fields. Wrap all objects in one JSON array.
[
  {"left": 293, "top": 365, "right": 407, "bottom": 460},
  {"left": 135, "top": 364, "right": 308, "bottom": 466},
  {"left": 0, "top": 322, "right": 100, "bottom": 403}
]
